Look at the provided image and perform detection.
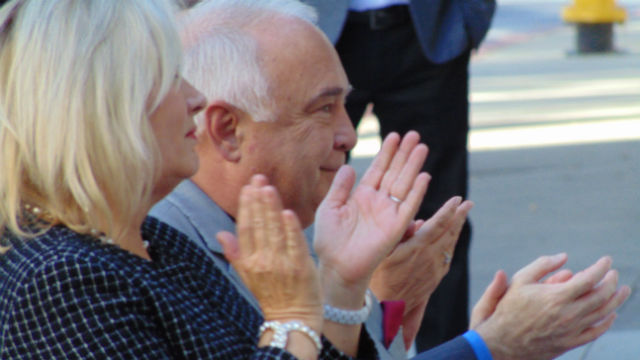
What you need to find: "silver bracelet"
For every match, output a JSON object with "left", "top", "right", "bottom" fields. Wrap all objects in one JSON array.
[
  {"left": 323, "top": 289, "right": 373, "bottom": 324},
  {"left": 259, "top": 320, "right": 322, "bottom": 352}
]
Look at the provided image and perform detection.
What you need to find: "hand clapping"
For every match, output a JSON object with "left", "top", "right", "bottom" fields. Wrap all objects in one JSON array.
[
  {"left": 313, "top": 131, "right": 430, "bottom": 308},
  {"left": 217, "top": 175, "right": 323, "bottom": 332}
]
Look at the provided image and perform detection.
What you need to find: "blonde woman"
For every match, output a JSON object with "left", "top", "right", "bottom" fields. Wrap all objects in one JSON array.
[{"left": 0, "top": 0, "right": 331, "bottom": 358}]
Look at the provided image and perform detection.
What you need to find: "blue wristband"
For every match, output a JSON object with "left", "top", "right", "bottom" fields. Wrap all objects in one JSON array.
[{"left": 462, "top": 330, "right": 493, "bottom": 360}]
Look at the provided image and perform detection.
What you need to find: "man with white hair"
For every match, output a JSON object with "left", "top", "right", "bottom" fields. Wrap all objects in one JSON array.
[{"left": 152, "top": 1, "right": 630, "bottom": 359}]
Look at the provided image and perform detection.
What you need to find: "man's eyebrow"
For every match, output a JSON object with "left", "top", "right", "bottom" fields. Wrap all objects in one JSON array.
[{"left": 305, "top": 85, "right": 354, "bottom": 108}]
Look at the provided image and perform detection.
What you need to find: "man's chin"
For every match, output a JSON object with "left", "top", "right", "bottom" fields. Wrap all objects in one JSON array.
[{"left": 319, "top": 168, "right": 339, "bottom": 186}]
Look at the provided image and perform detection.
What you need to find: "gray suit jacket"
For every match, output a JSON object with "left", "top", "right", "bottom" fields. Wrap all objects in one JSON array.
[
  {"left": 302, "top": 0, "right": 496, "bottom": 63},
  {"left": 150, "top": 180, "right": 407, "bottom": 359}
]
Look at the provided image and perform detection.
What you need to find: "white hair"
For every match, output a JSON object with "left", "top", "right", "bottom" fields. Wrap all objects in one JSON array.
[
  {"left": 179, "top": 0, "right": 317, "bottom": 125},
  {"left": 0, "top": 0, "right": 182, "bottom": 242}
]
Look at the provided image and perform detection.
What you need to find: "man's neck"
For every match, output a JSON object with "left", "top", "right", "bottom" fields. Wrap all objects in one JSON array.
[{"left": 190, "top": 166, "right": 243, "bottom": 222}]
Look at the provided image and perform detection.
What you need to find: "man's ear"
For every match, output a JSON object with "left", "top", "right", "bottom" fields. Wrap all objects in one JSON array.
[{"left": 202, "top": 101, "right": 243, "bottom": 162}]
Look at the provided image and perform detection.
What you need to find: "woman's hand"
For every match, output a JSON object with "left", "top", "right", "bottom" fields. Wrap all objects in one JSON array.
[{"left": 217, "top": 175, "right": 323, "bottom": 345}]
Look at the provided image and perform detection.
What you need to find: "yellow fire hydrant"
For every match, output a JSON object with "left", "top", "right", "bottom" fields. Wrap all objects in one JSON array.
[{"left": 562, "top": 0, "right": 627, "bottom": 52}]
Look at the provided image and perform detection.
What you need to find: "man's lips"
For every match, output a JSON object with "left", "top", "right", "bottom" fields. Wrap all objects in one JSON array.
[{"left": 319, "top": 164, "right": 344, "bottom": 172}]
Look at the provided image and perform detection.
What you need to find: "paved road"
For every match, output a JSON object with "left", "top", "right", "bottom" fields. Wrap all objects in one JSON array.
[
  {"left": 470, "top": 3, "right": 640, "bottom": 358},
  {"left": 350, "top": 1, "right": 640, "bottom": 358}
]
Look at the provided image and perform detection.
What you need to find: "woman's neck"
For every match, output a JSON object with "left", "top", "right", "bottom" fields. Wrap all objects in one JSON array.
[{"left": 112, "top": 208, "right": 152, "bottom": 261}]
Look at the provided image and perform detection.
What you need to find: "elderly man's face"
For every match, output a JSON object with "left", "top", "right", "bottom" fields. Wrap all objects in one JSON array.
[{"left": 240, "top": 21, "right": 356, "bottom": 227}]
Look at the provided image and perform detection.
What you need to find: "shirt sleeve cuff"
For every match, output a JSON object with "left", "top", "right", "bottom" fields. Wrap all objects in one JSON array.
[
  {"left": 462, "top": 330, "right": 493, "bottom": 360},
  {"left": 380, "top": 300, "right": 405, "bottom": 347}
]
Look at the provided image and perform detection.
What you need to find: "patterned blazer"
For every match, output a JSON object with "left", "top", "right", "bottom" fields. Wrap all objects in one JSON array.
[
  {"left": 0, "top": 217, "right": 376, "bottom": 359},
  {"left": 301, "top": 0, "right": 496, "bottom": 63}
]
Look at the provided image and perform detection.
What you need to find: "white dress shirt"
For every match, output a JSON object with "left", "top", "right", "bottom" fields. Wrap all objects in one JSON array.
[{"left": 349, "top": 0, "right": 409, "bottom": 11}]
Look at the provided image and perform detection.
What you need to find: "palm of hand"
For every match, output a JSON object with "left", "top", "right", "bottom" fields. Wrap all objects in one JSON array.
[
  {"left": 314, "top": 132, "right": 430, "bottom": 288},
  {"left": 315, "top": 183, "right": 410, "bottom": 285}
]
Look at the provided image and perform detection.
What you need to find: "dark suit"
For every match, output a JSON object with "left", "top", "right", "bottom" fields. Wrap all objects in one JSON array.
[{"left": 302, "top": 0, "right": 496, "bottom": 352}]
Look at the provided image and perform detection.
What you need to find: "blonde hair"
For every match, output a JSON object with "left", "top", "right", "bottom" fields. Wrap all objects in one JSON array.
[
  {"left": 179, "top": 0, "right": 317, "bottom": 125},
  {"left": 0, "top": 0, "right": 182, "bottom": 246}
]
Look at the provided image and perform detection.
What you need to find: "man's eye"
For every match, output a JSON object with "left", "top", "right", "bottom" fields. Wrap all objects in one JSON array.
[{"left": 319, "top": 104, "right": 333, "bottom": 113}]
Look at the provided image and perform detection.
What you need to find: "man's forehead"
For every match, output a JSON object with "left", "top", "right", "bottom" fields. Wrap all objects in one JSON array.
[
  {"left": 254, "top": 16, "right": 350, "bottom": 108},
  {"left": 267, "top": 51, "right": 350, "bottom": 107}
]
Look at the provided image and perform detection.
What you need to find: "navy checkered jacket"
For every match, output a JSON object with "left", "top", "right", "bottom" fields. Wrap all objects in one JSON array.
[{"left": 0, "top": 217, "right": 376, "bottom": 359}]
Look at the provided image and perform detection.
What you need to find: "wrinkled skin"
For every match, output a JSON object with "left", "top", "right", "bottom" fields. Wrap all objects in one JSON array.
[
  {"left": 370, "top": 196, "right": 473, "bottom": 349},
  {"left": 218, "top": 175, "right": 322, "bottom": 331},
  {"left": 471, "top": 254, "right": 631, "bottom": 360}
]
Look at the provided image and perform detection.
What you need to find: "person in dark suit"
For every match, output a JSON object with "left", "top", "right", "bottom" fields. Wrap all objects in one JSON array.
[{"left": 301, "top": 0, "right": 496, "bottom": 351}]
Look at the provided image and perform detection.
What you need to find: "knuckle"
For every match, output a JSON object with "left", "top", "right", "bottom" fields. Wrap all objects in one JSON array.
[
  {"left": 579, "top": 274, "right": 599, "bottom": 290},
  {"left": 252, "top": 259, "right": 272, "bottom": 274}
]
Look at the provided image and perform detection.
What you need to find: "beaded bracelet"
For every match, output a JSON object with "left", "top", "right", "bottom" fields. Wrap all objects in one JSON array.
[
  {"left": 259, "top": 320, "right": 322, "bottom": 352},
  {"left": 323, "top": 289, "right": 373, "bottom": 324}
]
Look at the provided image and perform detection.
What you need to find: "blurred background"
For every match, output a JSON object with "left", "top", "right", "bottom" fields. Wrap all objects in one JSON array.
[{"left": 350, "top": 0, "right": 640, "bottom": 358}]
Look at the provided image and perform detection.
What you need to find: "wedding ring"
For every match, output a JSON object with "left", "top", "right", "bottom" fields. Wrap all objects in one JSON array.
[
  {"left": 443, "top": 251, "right": 452, "bottom": 265},
  {"left": 389, "top": 195, "right": 402, "bottom": 203}
]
